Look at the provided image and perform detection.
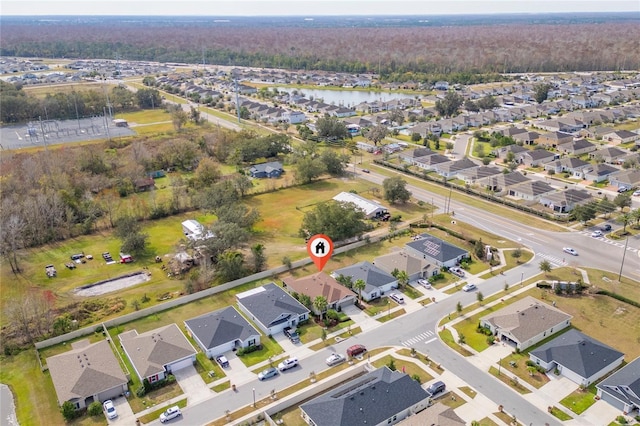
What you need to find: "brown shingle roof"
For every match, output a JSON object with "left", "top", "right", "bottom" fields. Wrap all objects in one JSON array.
[
  {"left": 282, "top": 272, "right": 356, "bottom": 305},
  {"left": 47, "top": 339, "right": 127, "bottom": 404}
]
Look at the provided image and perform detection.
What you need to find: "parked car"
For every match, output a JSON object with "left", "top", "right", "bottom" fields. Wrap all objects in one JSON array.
[
  {"left": 159, "top": 406, "right": 181, "bottom": 423},
  {"left": 102, "top": 400, "right": 117, "bottom": 420},
  {"left": 389, "top": 293, "right": 405, "bottom": 304},
  {"left": 277, "top": 357, "right": 298, "bottom": 371},
  {"left": 283, "top": 326, "right": 300, "bottom": 343},
  {"left": 361, "top": 168, "right": 370, "bottom": 173},
  {"left": 347, "top": 344, "right": 367, "bottom": 358},
  {"left": 591, "top": 230, "right": 603, "bottom": 238},
  {"left": 326, "top": 353, "right": 346, "bottom": 366},
  {"left": 602, "top": 224, "right": 612, "bottom": 232},
  {"left": 617, "top": 187, "right": 629, "bottom": 193},
  {"left": 215, "top": 355, "right": 229, "bottom": 368},
  {"left": 634, "top": 190, "right": 640, "bottom": 197},
  {"left": 462, "top": 283, "right": 477, "bottom": 292},
  {"left": 258, "top": 367, "right": 279, "bottom": 381},
  {"left": 449, "top": 266, "right": 465, "bottom": 278},
  {"left": 417, "top": 279, "right": 432, "bottom": 289},
  {"left": 426, "top": 380, "right": 446, "bottom": 397},
  {"left": 563, "top": 247, "right": 578, "bottom": 256}
]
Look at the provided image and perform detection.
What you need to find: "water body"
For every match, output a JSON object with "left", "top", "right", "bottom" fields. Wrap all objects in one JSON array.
[{"left": 275, "top": 87, "right": 418, "bottom": 108}]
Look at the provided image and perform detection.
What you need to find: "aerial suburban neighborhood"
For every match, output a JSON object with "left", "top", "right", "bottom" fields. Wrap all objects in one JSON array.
[{"left": 1, "top": 5, "right": 640, "bottom": 426}]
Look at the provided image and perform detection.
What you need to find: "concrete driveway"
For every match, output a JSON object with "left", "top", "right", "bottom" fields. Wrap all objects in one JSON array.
[
  {"left": 173, "top": 365, "right": 211, "bottom": 404},
  {"left": 108, "top": 396, "right": 135, "bottom": 425}
]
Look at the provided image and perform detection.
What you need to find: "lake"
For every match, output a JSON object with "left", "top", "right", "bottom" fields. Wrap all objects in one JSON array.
[{"left": 275, "top": 87, "right": 418, "bottom": 108}]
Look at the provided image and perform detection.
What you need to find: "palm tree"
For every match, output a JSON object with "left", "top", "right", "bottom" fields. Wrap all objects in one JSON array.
[
  {"left": 313, "top": 296, "right": 328, "bottom": 321},
  {"left": 618, "top": 212, "right": 632, "bottom": 234},
  {"left": 630, "top": 208, "right": 640, "bottom": 227},
  {"left": 354, "top": 279, "right": 366, "bottom": 304},
  {"left": 396, "top": 270, "right": 409, "bottom": 289}
]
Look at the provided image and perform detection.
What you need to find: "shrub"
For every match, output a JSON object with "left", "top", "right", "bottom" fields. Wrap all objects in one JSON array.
[
  {"left": 61, "top": 401, "right": 79, "bottom": 421},
  {"left": 87, "top": 401, "right": 103, "bottom": 417},
  {"left": 616, "top": 415, "right": 627, "bottom": 424},
  {"left": 486, "top": 336, "right": 495, "bottom": 346},
  {"left": 237, "top": 344, "right": 263, "bottom": 356},
  {"left": 412, "top": 374, "right": 421, "bottom": 383},
  {"left": 537, "top": 281, "right": 551, "bottom": 289},
  {"left": 326, "top": 309, "right": 340, "bottom": 321},
  {"left": 136, "top": 386, "right": 146, "bottom": 397}
]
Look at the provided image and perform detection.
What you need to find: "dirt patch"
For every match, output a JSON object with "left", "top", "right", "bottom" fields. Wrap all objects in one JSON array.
[{"left": 73, "top": 271, "right": 151, "bottom": 296}]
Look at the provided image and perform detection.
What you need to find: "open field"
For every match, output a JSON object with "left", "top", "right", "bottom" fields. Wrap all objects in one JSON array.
[{"left": 23, "top": 81, "right": 119, "bottom": 98}]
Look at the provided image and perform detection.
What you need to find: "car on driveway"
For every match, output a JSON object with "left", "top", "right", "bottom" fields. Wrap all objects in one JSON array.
[
  {"left": 563, "top": 247, "right": 578, "bottom": 256},
  {"left": 426, "top": 380, "right": 446, "bottom": 397},
  {"left": 277, "top": 357, "right": 298, "bottom": 371},
  {"left": 462, "top": 283, "right": 477, "bottom": 292},
  {"left": 417, "top": 279, "right": 431, "bottom": 289},
  {"left": 283, "top": 326, "right": 300, "bottom": 343},
  {"left": 591, "top": 230, "right": 603, "bottom": 238},
  {"left": 103, "top": 400, "right": 117, "bottom": 420},
  {"left": 326, "top": 353, "right": 346, "bottom": 366},
  {"left": 258, "top": 367, "right": 279, "bottom": 381},
  {"left": 449, "top": 266, "right": 466, "bottom": 278},
  {"left": 159, "top": 406, "right": 181, "bottom": 423},
  {"left": 389, "top": 293, "right": 405, "bottom": 304},
  {"left": 215, "top": 355, "right": 229, "bottom": 368}
]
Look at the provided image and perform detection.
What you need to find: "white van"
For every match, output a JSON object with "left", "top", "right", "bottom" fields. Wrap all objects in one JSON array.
[{"left": 389, "top": 293, "right": 405, "bottom": 304}]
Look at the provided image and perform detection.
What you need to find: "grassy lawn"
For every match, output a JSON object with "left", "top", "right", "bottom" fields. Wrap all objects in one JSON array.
[
  {"left": 459, "top": 386, "right": 477, "bottom": 399},
  {"left": 438, "top": 391, "right": 466, "bottom": 409},
  {"left": 476, "top": 417, "right": 499, "bottom": 426},
  {"left": 494, "top": 411, "right": 524, "bottom": 426},
  {"left": 194, "top": 353, "right": 223, "bottom": 384},
  {"left": 439, "top": 328, "right": 473, "bottom": 357},
  {"left": 498, "top": 352, "right": 551, "bottom": 389},
  {"left": 396, "top": 348, "right": 444, "bottom": 375},
  {"left": 549, "top": 406, "right": 573, "bottom": 421},
  {"left": 211, "top": 381, "right": 230, "bottom": 393},
  {"left": 378, "top": 308, "right": 406, "bottom": 323},
  {"left": 297, "top": 318, "right": 356, "bottom": 344},
  {"left": 488, "top": 367, "right": 531, "bottom": 394},
  {"left": 560, "top": 386, "right": 597, "bottom": 415},
  {"left": 137, "top": 398, "right": 187, "bottom": 424},
  {"left": 308, "top": 326, "right": 362, "bottom": 351},
  {"left": 371, "top": 355, "right": 433, "bottom": 384}
]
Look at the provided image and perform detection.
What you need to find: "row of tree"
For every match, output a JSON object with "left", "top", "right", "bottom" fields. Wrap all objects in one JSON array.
[{"left": 0, "top": 80, "right": 162, "bottom": 124}]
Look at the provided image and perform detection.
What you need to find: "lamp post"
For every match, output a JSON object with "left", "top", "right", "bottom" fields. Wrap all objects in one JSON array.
[
  {"left": 520, "top": 272, "right": 524, "bottom": 287},
  {"left": 252, "top": 387, "right": 256, "bottom": 408},
  {"left": 388, "top": 299, "right": 391, "bottom": 318}
]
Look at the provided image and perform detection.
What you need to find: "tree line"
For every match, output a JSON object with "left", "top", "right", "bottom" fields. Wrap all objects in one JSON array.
[{"left": 0, "top": 80, "right": 162, "bottom": 124}]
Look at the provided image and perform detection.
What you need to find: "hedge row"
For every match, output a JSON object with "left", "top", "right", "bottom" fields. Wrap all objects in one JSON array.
[{"left": 595, "top": 290, "right": 640, "bottom": 309}]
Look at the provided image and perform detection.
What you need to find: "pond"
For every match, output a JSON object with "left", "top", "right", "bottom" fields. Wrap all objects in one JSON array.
[{"left": 275, "top": 87, "right": 418, "bottom": 108}]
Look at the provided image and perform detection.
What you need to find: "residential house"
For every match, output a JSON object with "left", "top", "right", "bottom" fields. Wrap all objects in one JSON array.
[
  {"left": 282, "top": 272, "right": 357, "bottom": 312},
  {"left": 432, "top": 157, "right": 479, "bottom": 179},
  {"left": 501, "top": 127, "right": 527, "bottom": 138},
  {"left": 134, "top": 177, "right": 155, "bottom": 192},
  {"left": 458, "top": 166, "right": 502, "bottom": 185},
  {"left": 583, "top": 163, "right": 620, "bottom": 183},
  {"left": 332, "top": 192, "right": 389, "bottom": 220},
  {"left": 300, "top": 367, "right": 431, "bottom": 426},
  {"left": 282, "top": 110, "right": 307, "bottom": 124},
  {"left": 478, "top": 171, "right": 530, "bottom": 193},
  {"left": 596, "top": 356, "right": 640, "bottom": 414},
  {"left": 331, "top": 261, "right": 397, "bottom": 302},
  {"left": 557, "top": 139, "right": 597, "bottom": 156},
  {"left": 373, "top": 250, "right": 438, "bottom": 281},
  {"left": 399, "top": 148, "right": 435, "bottom": 165},
  {"left": 517, "top": 149, "right": 557, "bottom": 167},
  {"left": 398, "top": 402, "right": 465, "bottom": 426},
  {"left": 248, "top": 161, "right": 284, "bottom": 179},
  {"left": 607, "top": 130, "right": 640, "bottom": 145},
  {"left": 405, "top": 234, "right": 469, "bottom": 269},
  {"left": 494, "top": 144, "right": 527, "bottom": 159},
  {"left": 590, "top": 147, "right": 628, "bottom": 164},
  {"left": 236, "top": 283, "right": 310, "bottom": 335},
  {"left": 119, "top": 324, "right": 197, "bottom": 383},
  {"left": 529, "top": 329, "right": 624, "bottom": 386},
  {"left": 539, "top": 189, "right": 594, "bottom": 213},
  {"left": 47, "top": 339, "right": 128, "bottom": 410},
  {"left": 184, "top": 306, "right": 261, "bottom": 359},
  {"left": 513, "top": 131, "right": 541, "bottom": 145},
  {"left": 507, "top": 180, "right": 556, "bottom": 201},
  {"left": 181, "top": 219, "right": 214, "bottom": 241},
  {"left": 543, "top": 157, "right": 591, "bottom": 177},
  {"left": 413, "top": 154, "right": 451, "bottom": 171},
  {"left": 480, "top": 296, "right": 572, "bottom": 350},
  {"left": 537, "top": 131, "right": 574, "bottom": 148},
  {"left": 609, "top": 170, "right": 640, "bottom": 191}
]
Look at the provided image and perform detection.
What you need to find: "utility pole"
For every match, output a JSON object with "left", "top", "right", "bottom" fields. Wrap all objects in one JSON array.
[{"left": 618, "top": 237, "right": 629, "bottom": 281}]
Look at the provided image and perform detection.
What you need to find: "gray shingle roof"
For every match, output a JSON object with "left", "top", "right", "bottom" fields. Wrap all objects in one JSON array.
[
  {"left": 236, "top": 283, "right": 310, "bottom": 328},
  {"left": 405, "top": 234, "right": 468, "bottom": 263},
  {"left": 332, "top": 261, "right": 396, "bottom": 292},
  {"left": 300, "top": 367, "right": 429, "bottom": 426},
  {"left": 530, "top": 329, "right": 623, "bottom": 379},
  {"left": 597, "top": 357, "right": 640, "bottom": 408},
  {"left": 47, "top": 339, "right": 127, "bottom": 404},
  {"left": 185, "top": 306, "right": 260, "bottom": 351}
]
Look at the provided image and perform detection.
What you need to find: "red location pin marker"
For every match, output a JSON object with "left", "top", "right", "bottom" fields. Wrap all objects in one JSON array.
[{"left": 306, "top": 234, "right": 334, "bottom": 272}]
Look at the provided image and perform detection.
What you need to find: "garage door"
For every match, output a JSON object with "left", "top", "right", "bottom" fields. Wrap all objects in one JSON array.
[{"left": 168, "top": 357, "right": 194, "bottom": 372}]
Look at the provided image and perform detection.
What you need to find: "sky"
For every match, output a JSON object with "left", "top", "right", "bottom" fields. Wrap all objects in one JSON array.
[{"left": 1, "top": 0, "right": 639, "bottom": 16}]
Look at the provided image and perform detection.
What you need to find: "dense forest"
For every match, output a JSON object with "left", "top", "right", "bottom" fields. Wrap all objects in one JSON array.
[{"left": 1, "top": 15, "right": 638, "bottom": 74}]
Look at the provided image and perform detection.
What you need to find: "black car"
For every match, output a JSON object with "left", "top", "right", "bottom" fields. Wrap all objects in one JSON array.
[
  {"left": 426, "top": 380, "right": 446, "bottom": 397},
  {"left": 602, "top": 224, "right": 612, "bottom": 232}
]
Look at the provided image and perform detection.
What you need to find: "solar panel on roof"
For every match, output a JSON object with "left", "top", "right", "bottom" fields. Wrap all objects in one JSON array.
[{"left": 422, "top": 240, "right": 441, "bottom": 257}]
